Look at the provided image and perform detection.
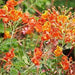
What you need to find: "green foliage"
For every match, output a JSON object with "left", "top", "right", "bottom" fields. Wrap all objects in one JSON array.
[
  {"left": 0, "top": 39, "right": 18, "bottom": 52},
  {"left": 35, "top": 0, "right": 51, "bottom": 11},
  {"left": 21, "top": 0, "right": 51, "bottom": 13},
  {"left": 67, "top": 0, "right": 75, "bottom": 8},
  {"left": 21, "top": 0, "right": 75, "bottom": 13},
  {"left": 25, "top": 33, "right": 40, "bottom": 51},
  {"left": 13, "top": 61, "right": 25, "bottom": 70},
  {"left": 54, "top": 0, "right": 75, "bottom": 12},
  {"left": 9, "top": 67, "right": 18, "bottom": 75},
  {"left": 0, "top": 0, "right": 4, "bottom": 6},
  {"left": 0, "top": 22, "right": 4, "bottom": 33}
]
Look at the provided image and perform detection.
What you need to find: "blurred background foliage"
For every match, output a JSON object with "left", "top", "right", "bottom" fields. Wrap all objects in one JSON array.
[{"left": 0, "top": 0, "right": 75, "bottom": 13}]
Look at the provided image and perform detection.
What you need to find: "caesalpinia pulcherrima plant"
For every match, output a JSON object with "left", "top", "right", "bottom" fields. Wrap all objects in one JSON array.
[{"left": 0, "top": 0, "right": 75, "bottom": 75}]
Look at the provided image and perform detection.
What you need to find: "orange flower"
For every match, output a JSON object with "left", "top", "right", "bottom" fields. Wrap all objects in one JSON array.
[
  {"left": 28, "top": 17, "right": 36, "bottom": 26},
  {"left": 35, "top": 23, "right": 42, "bottom": 32},
  {"left": 38, "top": 18, "right": 46, "bottom": 25},
  {"left": 61, "top": 61, "right": 69, "bottom": 70},
  {"left": 3, "top": 48, "right": 15, "bottom": 61},
  {"left": 57, "top": 15, "right": 68, "bottom": 23},
  {"left": 3, "top": 48, "right": 15, "bottom": 71},
  {"left": 61, "top": 56, "right": 69, "bottom": 70},
  {"left": 54, "top": 46, "right": 62, "bottom": 57},
  {"left": 6, "top": 0, "right": 23, "bottom": 11},
  {"left": 42, "top": 11, "right": 49, "bottom": 19},
  {"left": 6, "top": 0, "right": 18, "bottom": 11},
  {"left": 34, "top": 48, "right": 42, "bottom": 59},
  {"left": 9, "top": 9, "right": 22, "bottom": 21},
  {"left": 42, "top": 21, "right": 51, "bottom": 32},
  {"left": 62, "top": 56, "right": 68, "bottom": 60},
  {"left": 0, "top": 7, "right": 10, "bottom": 23},
  {"left": 41, "top": 33, "right": 50, "bottom": 41},
  {"left": 0, "top": 9, "right": 6, "bottom": 18},
  {"left": 34, "top": 18, "right": 46, "bottom": 33},
  {"left": 22, "top": 13, "right": 29, "bottom": 24},
  {"left": 4, "top": 61, "right": 12, "bottom": 71},
  {"left": 4, "top": 31, "right": 11, "bottom": 39},
  {"left": 31, "top": 57, "right": 40, "bottom": 65},
  {"left": 51, "top": 27, "right": 62, "bottom": 39},
  {"left": 31, "top": 48, "right": 42, "bottom": 65},
  {"left": 52, "top": 32, "right": 62, "bottom": 39},
  {"left": 65, "top": 36, "right": 71, "bottom": 43}
]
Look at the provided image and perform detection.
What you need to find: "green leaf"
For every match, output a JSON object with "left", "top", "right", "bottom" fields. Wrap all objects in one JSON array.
[
  {"left": 13, "top": 61, "right": 25, "bottom": 70},
  {"left": 0, "top": 39, "right": 18, "bottom": 52},
  {"left": 9, "top": 67, "right": 18, "bottom": 75}
]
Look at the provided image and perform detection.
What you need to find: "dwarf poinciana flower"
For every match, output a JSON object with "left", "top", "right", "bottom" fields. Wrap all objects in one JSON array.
[
  {"left": 61, "top": 56, "right": 69, "bottom": 70},
  {"left": 28, "top": 17, "right": 36, "bottom": 26},
  {"left": 3, "top": 48, "right": 15, "bottom": 61},
  {"left": 54, "top": 46, "right": 62, "bottom": 57},
  {"left": 6, "top": 0, "right": 23, "bottom": 11},
  {"left": 41, "top": 11, "right": 49, "bottom": 19},
  {"left": 34, "top": 48, "right": 42, "bottom": 59},
  {"left": 4, "top": 31, "right": 11, "bottom": 39},
  {"left": 3, "top": 48, "right": 15, "bottom": 71},
  {"left": 35, "top": 23, "right": 42, "bottom": 32},
  {"left": 0, "top": 6, "right": 8, "bottom": 23},
  {"left": 6, "top": 0, "right": 17, "bottom": 11},
  {"left": 0, "top": 0, "right": 23, "bottom": 23},
  {"left": 9, "top": 9, "right": 22, "bottom": 21},
  {"left": 0, "top": 9, "right": 6, "bottom": 17},
  {"left": 22, "top": 13, "right": 29, "bottom": 24},
  {"left": 42, "top": 21, "right": 51, "bottom": 32},
  {"left": 31, "top": 48, "right": 42, "bottom": 66},
  {"left": 41, "top": 32, "right": 50, "bottom": 41},
  {"left": 31, "top": 57, "right": 40, "bottom": 66},
  {"left": 4, "top": 61, "right": 12, "bottom": 72},
  {"left": 57, "top": 15, "right": 68, "bottom": 23},
  {"left": 38, "top": 18, "right": 46, "bottom": 25}
]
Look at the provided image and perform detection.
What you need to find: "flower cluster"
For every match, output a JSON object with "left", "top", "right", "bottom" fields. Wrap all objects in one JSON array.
[
  {"left": 3, "top": 48, "right": 15, "bottom": 71},
  {"left": 31, "top": 48, "right": 42, "bottom": 66},
  {"left": 34, "top": 9, "right": 75, "bottom": 44},
  {"left": 61, "top": 56, "right": 70, "bottom": 70},
  {"left": 54, "top": 46, "right": 73, "bottom": 70},
  {"left": 0, "top": 0, "right": 23, "bottom": 23},
  {"left": 22, "top": 17, "right": 36, "bottom": 35}
]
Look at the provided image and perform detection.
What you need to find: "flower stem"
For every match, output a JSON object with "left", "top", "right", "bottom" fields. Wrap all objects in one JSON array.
[{"left": 23, "top": 64, "right": 34, "bottom": 74}]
